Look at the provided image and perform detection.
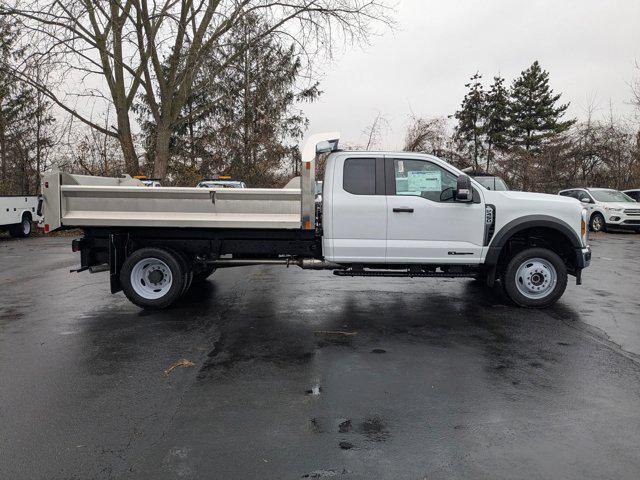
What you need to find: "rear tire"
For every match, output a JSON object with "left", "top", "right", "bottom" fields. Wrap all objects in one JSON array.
[
  {"left": 120, "top": 248, "right": 185, "bottom": 309},
  {"left": 9, "top": 216, "right": 32, "bottom": 238},
  {"left": 192, "top": 266, "right": 217, "bottom": 283},
  {"left": 167, "top": 248, "right": 193, "bottom": 295},
  {"left": 502, "top": 247, "right": 567, "bottom": 308}
]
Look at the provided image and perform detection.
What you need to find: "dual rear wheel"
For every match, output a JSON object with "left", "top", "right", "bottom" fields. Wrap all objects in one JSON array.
[{"left": 120, "top": 247, "right": 216, "bottom": 309}]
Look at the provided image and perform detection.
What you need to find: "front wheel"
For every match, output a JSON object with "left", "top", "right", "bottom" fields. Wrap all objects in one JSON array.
[
  {"left": 589, "top": 213, "right": 606, "bottom": 232},
  {"left": 503, "top": 247, "right": 568, "bottom": 308},
  {"left": 120, "top": 248, "right": 185, "bottom": 309}
]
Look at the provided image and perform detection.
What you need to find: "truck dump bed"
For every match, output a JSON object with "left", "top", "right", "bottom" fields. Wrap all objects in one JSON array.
[
  {"left": 44, "top": 172, "right": 302, "bottom": 230},
  {"left": 40, "top": 132, "right": 339, "bottom": 233}
]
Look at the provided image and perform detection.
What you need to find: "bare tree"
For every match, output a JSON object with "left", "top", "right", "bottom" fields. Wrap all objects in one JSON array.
[
  {"left": 1, "top": 0, "right": 392, "bottom": 178},
  {"left": 403, "top": 115, "right": 448, "bottom": 154},
  {"left": 362, "top": 112, "right": 387, "bottom": 150},
  {"left": 632, "top": 61, "right": 640, "bottom": 113}
]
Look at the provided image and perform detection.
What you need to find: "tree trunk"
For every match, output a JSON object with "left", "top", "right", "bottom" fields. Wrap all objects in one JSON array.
[
  {"left": 473, "top": 133, "right": 479, "bottom": 170},
  {"left": 153, "top": 123, "right": 172, "bottom": 179},
  {"left": 0, "top": 104, "right": 6, "bottom": 185},
  {"left": 115, "top": 110, "right": 139, "bottom": 175}
]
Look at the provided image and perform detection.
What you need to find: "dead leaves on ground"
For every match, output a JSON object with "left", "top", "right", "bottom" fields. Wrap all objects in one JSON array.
[{"left": 164, "top": 358, "right": 196, "bottom": 376}]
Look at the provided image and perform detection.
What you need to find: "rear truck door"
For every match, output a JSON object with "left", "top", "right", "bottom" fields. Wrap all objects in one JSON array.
[
  {"left": 328, "top": 156, "right": 387, "bottom": 262},
  {"left": 385, "top": 156, "right": 485, "bottom": 264}
]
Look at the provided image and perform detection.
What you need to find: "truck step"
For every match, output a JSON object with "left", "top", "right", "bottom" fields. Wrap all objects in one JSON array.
[{"left": 333, "top": 270, "right": 477, "bottom": 278}]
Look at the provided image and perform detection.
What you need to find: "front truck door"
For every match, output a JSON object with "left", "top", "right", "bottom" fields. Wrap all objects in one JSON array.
[
  {"left": 385, "top": 157, "right": 485, "bottom": 263},
  {"left": 328, "top": 156, "right": 387, "bottom": 262}
]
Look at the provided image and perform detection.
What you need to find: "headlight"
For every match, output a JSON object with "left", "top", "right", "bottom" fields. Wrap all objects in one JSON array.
[{"left": 606, "top": 207, "right": 623, "bottom": 212}]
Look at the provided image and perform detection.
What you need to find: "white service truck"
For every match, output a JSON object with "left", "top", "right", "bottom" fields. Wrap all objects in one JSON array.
[
  {"left": 0, "top": 195, "right": 39, "bottom": 237},
  {"left": 40, "top": 133, "right": 591, "bottom": 309}
]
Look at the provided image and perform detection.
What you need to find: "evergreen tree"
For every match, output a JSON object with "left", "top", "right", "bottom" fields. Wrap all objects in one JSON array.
[
  {"left": 453, "top": 72, "right": 486, "bottom": 170},
  {"left": 484, "top": 75, "right": 509, "bottom": 171},
  {"left": 507, "top": 61, "right": 575, "bottom": 152},
  {"left": 0, "top": 17, "right": 55, "bottom": 195}
]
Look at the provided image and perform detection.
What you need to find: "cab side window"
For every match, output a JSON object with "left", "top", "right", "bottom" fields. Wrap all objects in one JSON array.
[
  {"left": 393, "top": 159, "right": 457, "bottom": 202},
  {"left": 343, "top": 158, "right": 376, "bottom": 195}
]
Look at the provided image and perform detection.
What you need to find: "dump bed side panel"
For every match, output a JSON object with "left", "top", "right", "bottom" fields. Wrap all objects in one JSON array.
[{"left": 43, "top": 172, "right": 302, "bottom": 230}]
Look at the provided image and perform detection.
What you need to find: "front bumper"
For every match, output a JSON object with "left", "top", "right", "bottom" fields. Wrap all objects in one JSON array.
[
  {"left": 577, "top": 246, "right": 591, "bottom": 269},
  {"left": 573, "top": 246, "right": 591, "bottom": 285},
  {"left": 605, "top": 211, "right": 640, "bottom": 229}
]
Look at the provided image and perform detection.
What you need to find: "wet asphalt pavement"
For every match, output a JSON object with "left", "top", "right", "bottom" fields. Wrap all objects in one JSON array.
[{"left": 1, "top": 232, "right": 640, "bottom": 479}]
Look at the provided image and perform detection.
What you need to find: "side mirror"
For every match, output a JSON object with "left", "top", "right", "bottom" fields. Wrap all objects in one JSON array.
[
  {"left": 580, "top": 197, "right": 590, "bottom": 203},
  {"left": 455, "top": 174, "right": 473, "bottom": 202}
]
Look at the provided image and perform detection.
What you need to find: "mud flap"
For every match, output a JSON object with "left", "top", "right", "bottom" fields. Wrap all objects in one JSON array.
[{"left": 109, "top": 233, "right": 128, "bottom": 294}]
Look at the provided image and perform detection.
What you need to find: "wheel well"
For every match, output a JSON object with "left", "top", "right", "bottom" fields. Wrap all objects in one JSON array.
[
  {"left": 589, "top": 211, "right": 603, "bottom": 222},
  {"left": 495, "top": 226, "right": 577, "bottom": 275},
  {"left": 22, "top": 211, "right": 32, "bottom": 221}
]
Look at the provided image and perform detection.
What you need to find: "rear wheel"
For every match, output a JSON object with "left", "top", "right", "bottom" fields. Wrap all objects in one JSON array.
[
  {"left": 167, "top": 248, "right": 193, "bottom": 295},
  {"left": 193, "top": 265, "right": 217, "bottom": 283},
  {"left": 503, "top": 247, "right": 568, "bottom": 308},
  {"left": 9, "top": 215, "right": 32, "bottom": 238},
  {"left": 120, "top": 248, "right": 185, "bottom": 309}
]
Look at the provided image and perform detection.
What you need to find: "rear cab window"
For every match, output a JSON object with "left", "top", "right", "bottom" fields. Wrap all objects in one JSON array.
[{"left": 343, "top": 158, "right": 384, "bottom": 195}]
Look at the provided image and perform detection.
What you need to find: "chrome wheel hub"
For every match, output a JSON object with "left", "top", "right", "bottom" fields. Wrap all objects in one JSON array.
[{"left": 515, "top": 258, "right": 557, "bottom": 299}]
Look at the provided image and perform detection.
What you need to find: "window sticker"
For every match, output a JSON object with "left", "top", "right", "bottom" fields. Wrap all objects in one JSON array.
[
  {"left": 408, "top": 170, "right": 441, "bottom": 192},
  {"left": 397, "top": 160, "right": 404, "bottom": 173}
]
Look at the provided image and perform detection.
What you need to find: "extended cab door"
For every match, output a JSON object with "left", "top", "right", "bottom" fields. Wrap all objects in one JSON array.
[
  {"left": 326, "top": 156, "right": 387, "bottom": 262},
  {"left": 385, "top": 157, "right": 485, "bottom": 263}
]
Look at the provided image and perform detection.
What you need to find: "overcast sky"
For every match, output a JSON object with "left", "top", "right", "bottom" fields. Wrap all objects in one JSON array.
[{"left": 303, "top": 0, "right": 640, "bottom": 150}]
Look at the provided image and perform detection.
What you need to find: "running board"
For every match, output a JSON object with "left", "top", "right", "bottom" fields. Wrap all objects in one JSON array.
[{"left": 333, "top": 270, "right": 477, "bottom": 278}]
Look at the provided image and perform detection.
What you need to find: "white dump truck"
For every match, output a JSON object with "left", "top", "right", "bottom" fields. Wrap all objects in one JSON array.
[
  {"left": 0, "top": 195, "right": 39, "bottom": 237},
  {"left": 40, "top": 132, "right": 591, "bottom": 309}
]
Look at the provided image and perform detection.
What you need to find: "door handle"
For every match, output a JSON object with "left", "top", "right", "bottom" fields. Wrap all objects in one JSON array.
[{"left": 393, "top": 207, "right": 414, "bottom": 213}]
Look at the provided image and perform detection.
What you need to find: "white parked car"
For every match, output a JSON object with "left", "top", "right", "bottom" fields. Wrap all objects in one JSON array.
[
  {"left": 197, "top": 179, "right": 246, "bottom": 188},
  {"left": 471, "top": 174, "right": 509, "bottom": 191},
  {"left": 558, "top": 188, "right": 640, "bottom": 232},
  {"left": 0, "top": 196, "right": 40, "bottom": 237},
  {"left": 141, "top": 180, "right": 162, "bottom": 187}
]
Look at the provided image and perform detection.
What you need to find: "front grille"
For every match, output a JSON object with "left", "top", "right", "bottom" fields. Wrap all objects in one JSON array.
[
  {"left": 624, "top": 208, "right": 640, "bottom": 215},
  {"left": 622, "top": 219, "right": 640, "bottom": 225}
]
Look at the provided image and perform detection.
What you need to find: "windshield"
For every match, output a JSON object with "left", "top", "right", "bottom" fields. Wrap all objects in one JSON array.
[
  {"left": 474, "top": 176, "right": 509, "bottom": 191},
  {"left": 590, "top": 190, "right": 634, "bottom": 203}
]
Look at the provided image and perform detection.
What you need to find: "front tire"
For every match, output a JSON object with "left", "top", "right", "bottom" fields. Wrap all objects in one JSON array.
[
  {"left": 503, "top": 247, "right": 568, "bottom": 308},
  {"left": 120, "top": 248, "right": 185, "bottom": 309},
  {"left": 589, "top": 212, "right": 606, "bottom": 232}
]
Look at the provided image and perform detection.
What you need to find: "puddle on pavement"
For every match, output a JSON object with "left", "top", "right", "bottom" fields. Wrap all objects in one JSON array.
[{"left": 357, "top": 416, "right": 390, "bottom": 442}]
